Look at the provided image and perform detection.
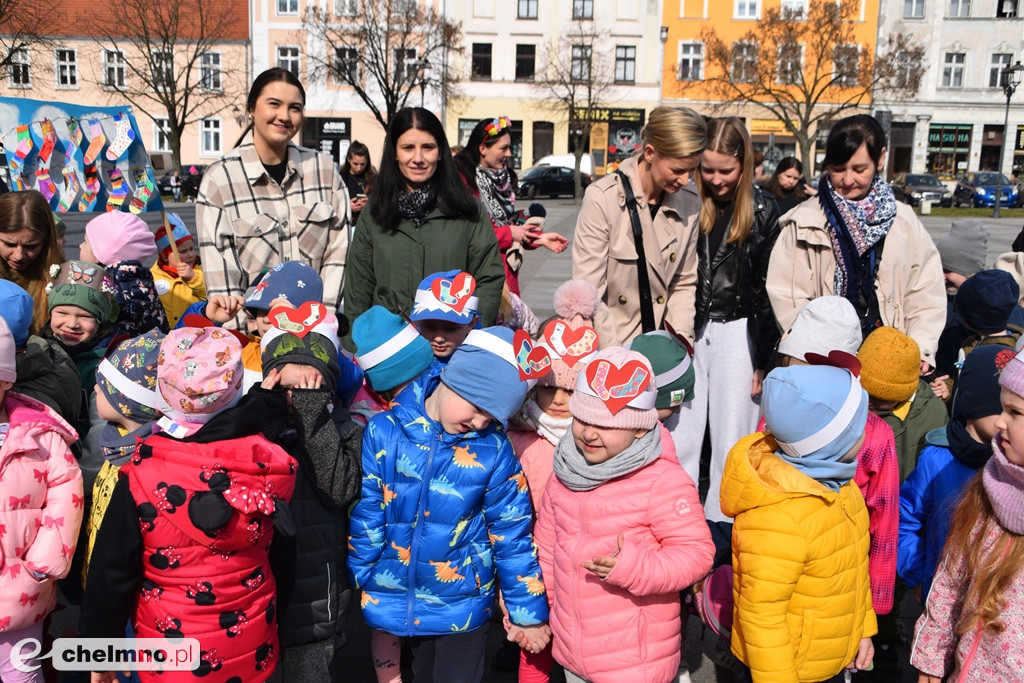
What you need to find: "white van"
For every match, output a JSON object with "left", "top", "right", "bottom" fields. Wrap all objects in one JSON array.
[{"left": 533, "top": 153, "right": 594, "bottom": 177}]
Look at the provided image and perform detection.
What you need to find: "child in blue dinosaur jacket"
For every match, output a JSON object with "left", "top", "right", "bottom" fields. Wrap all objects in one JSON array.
[{"left": 348, "top": 326, "right": 551, "bottom": 683}]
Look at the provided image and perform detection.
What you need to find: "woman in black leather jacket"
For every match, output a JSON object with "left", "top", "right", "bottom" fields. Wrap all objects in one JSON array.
[{"left": 671, "top": 117, "right": 781, "bottom": 523}]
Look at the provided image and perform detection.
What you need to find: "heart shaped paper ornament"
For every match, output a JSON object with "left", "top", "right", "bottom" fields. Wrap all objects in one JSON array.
[
  {"left": 804, "top": 350, "right": 861, "bottom": 377},
  {"left": 513, "top": 329, "right": 551, "bottom": 381},
  {"left": 542, "top": 320, "right": 599, "bottom": 366},
  {"left": 585, "top": 358, "right": 652, "bottom": 414},
  {"left": 269, "top": 301, "right": 328, "bottom": 339},
  {"left": 431, "top": 272, "right": 476, "bottom": 313}
]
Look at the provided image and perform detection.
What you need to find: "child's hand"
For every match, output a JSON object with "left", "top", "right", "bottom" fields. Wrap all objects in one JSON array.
[
  {"left": 928, "top": 375, "right": 950, "bottom": 400},
  {"left": 582, "top": 534, "right": 623, "bottom": 580},
  {"left": 176, "top": 262, "right": 195, "bottom": 282},
  {"left": 917, "top": 675, "right": 942, "bottom": 683},
  {"left": 206, "top": 295, "right": 245, "bottom": 323},
  {"left": 275, "top": 363, "right": 324, "bottom": 391},
  {"left": 507, "top": 622, "right": 551, "bottom": 653},
  {"left": 535, "top": 232, "right": 569, "bottom": 253},
  {"left": 847, "top": 636, "right": 873, "bottom": 671}
]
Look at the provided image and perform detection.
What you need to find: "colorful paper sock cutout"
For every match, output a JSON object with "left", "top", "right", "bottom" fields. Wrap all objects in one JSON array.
[
  {"left": 129, "top": 170, "right": 155, "bottom": 214},
  {"left": 37, "top": 119, "right": 57, "bottom": 164},
  {"left": 59, "top": 166, "right": 81, "bottom": 212},
  {"left": 83, "top": 119, "right": 106, "bottom": 165},
  {"left": 35, "top": 168, "right": 58, "bottom": 202},
  {"left": 11, "top": 125, "right": 33, "bottom": 166},
  {"left": 105, "top": 113, "right": 136, "bottom": 161},
  {"left": 78, "top": 166, "right": 101, "bottom": 212},
  {"left": 66, "top": 119, "right": 82, "bottom": 158},
  {"left": 106, "top": 168, "right": 129, "bottom": 211}
]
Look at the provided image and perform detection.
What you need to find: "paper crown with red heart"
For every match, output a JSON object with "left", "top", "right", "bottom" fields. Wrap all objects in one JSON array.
[
  {"left": 410, "top": 270, "right": 480, "bottom": 325},
  {"left": 261, "top": 301, "right": 340, "bottom": 351},
  {"left": 569, "top": 347, "right": 658, "bottom": 430},
  {"left": 537, "top": 319, "right": 600, "bottom": 390}
]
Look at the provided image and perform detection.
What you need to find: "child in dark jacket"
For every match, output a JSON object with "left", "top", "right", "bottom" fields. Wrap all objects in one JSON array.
[{"left": 83, "top": 327, "right": 297, "bottom": 682}]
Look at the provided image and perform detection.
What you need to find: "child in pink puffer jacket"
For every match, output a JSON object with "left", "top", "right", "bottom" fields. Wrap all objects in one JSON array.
[
  {"left": 0, "top": 316, "right": 83, "bottom": 682},
  {"left": 533, "top": 348, "right": 714, "bottom": 683}
]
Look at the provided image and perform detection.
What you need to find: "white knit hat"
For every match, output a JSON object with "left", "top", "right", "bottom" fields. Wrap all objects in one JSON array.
[{"left": 777, "top": 297, "right": 862, "bottom": 362}]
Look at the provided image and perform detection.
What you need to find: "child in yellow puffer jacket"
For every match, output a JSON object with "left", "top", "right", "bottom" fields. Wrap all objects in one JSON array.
[
  {"left": 723, "top": 363, "right": 876, "bottom": 683},
  {"left": 150, "top": 213, "right": 205, "bottom": 327}
]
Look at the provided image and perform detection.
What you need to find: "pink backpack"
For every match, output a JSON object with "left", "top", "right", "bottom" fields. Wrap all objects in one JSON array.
[{"left": 692, "top": 564, "right": 734, "bottom": 643}]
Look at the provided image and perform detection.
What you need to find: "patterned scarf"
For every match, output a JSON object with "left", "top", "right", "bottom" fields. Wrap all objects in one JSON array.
[
  {"left": 397, "top": 186, "right": 436, "bottom": 229},
  {"left": 476, "top": 165, "right": 516, "bottom": 227},
  {"left": 820, "top": 174, "right": 897, "bottom": 316}
]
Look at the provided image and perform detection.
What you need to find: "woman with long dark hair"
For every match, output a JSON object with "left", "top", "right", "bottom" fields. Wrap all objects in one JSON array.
[
  {"left": 340, "top": 140, "right": 376, "bottom": 222},
  {"left": 761, "top": 156, "right": 815, "bottom": 213},
  {"left": 454, "top": 117, "right": 567, "bottom": 294},
  {"left": 0, "top": 190, "right": 65, "bottom": 335},
  {"left": 342, "top": 107, "right": 504, "bottom": 338},
  {"left": 197, "top": 67, "right": 350, "bottom": 327}
]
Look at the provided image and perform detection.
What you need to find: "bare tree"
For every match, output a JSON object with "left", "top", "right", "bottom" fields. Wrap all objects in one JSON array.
[
  {"left": 535, "top": 20, "right": 615, "bottom": 201},
  {"left": 303, "top": 0, "right": 462, "bottom": 129},
  {"left": 683, "top": 0, "right": 923, "bottom": 176},
  {"left": 0, "top": 0, "right": 50, "bottom": 75},
  {"left": 85, "top": 0, "right": 244, "bottom": 171}
]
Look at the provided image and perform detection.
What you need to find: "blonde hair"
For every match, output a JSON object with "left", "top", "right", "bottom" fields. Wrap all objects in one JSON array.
[
  {"left": 0, "top": 190, "right": 66, "bottom": 335},
  {"left": 697, "top": 117, "right": 755, "bottom": 244},
  {"left": 640, "top": 107, "right": 707, "bottom": 160}
]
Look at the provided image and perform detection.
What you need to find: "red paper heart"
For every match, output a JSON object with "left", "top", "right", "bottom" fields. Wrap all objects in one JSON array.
[
  {"left": 584, "top": 358, "right": 652, "bottom": 414},
  {"left": 180, "top": 314, "right": 250, "bottom": 347},
  {"left": 269, "top": 301, "right": 328, "bottom": 339},
  {"left": 513, "top": 329, "right": 551, "bottom": 380},
  {"left": 542, "top": 320, "right": 599, "bottom": 366},
  {"left": 430, "top": 272, "right": 476, "bottom": 313},
  {"left": 803, "top": 350, "right": 862, "bottom": 377}
]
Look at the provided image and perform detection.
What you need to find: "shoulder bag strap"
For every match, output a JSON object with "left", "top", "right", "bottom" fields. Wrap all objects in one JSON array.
[{"left": 615, "top": 170, "right": 657, "bottom": 334}]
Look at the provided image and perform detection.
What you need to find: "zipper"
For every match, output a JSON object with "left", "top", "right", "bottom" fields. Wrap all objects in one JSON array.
[
  {"left": 406, "top": 429, "right": 440, "bottom": 635},
  {"left": 572, "top": 490, "right": 588, "bottom": 678}
]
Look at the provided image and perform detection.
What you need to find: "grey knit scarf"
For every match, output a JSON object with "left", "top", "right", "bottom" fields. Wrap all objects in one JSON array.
[{"left": 552, "top": 427, "right": 661, "bottom": 491}]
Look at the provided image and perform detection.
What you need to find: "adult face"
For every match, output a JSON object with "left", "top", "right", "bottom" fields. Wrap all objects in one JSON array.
[
  {"left": 700, "top": 149, "right": 743, "bottom": 202},
  {"left": 643, "top": 145, "right": 700, "bottom": 195},
  {"left": 396, "top": 128, "right": 440, "bottom": 191},
  {"left": 348, "top": 154, "right": 368, "bottom": 175},
  {"left": 0, "top": 226, "right": 44, "bottom": 272},
  {"left": 778, "top": 167, "right": 802, "bottom": 191},
  {"left": 250, "top": 81, "right": 304, "bottom": 154},
  {"left": 827, "top": 142, "right": 882, "bottom": 201},
  {"left": 478, "top": 132, "right": 512, "bottom": 171}
]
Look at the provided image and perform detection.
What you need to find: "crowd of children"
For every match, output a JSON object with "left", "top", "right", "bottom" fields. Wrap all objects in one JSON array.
[{"left": 1, "top": 195, "right": 1024, "bottom": 683}]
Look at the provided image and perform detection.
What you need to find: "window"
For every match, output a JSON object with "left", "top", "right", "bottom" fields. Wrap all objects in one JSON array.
[
  {"left": 277, "top": 46, "right": 300, "bottom": 77},
  {"left": 942, "top": 51, "right": 966, "bottom": 87},
  {"left": 336, "top": 0, "right": 358, "bottom": 14},
  {"left": 200, "top": 52, "right": 222, "bottom": 92},
  {"left": 201, "top": 118, "right": 221, "bottom": 156},
  {"left": 949, "top": 0, "right": 970, "bottom": 16},
  {"left": 8, "top": 47, "right": 29, "bottom": 88},
  {"left": 573, "top": 0, "right": 593, "bottom": 19},
  {"left": 735, "top": 0, "right": 759, "bottom": 18},
  {"left": 151, "top": 50, "right": 173, "bottom": 92},
  {"left": 904, "top": 0, "right": 925, "bottom": 17},
  {"left": 55, "top": 49, "right": 77, "bottom": 89},
  {"left": 998, "top": 0, "right": 1018, "bottom": 17},
  {"left": 615, "top": 45, "right": 636, "bottom": 83},
  {"left": 393, "top": 0, "right": 415, "bottom": 11},
  {"left": 515, "top": 44, "right": 535, "bottom": 81},
  {"left": 781, "top": 0, "right": 806, "bottom": 18},
  {"left": 277, "top": 0, "right": 298, "bottom": 14},
  {"left": 777, "top": 42, "right": 801, "bottom": 84},
  {"left": 834, "top": 44, "right": 860, "bottom": 87},
  {"left": 334, "top": 47, "right": 359, "bottom": 83},
  {"left": 571, "top": 45, "right": 592, "bottom": 82},
  {"left": 677, "top": 42, "right": 703, "bottom": 81},
  {"left": 518, "top": 0, "right": 537, "bottom": 18},
  {"left": 895, "top": 49, "right": 922, "bottom": 88},
  {"left": 394, "top": 48, "right": 417, "bottom": 83},
  {"left": 732, "top": 41, "right": 758, "bottom": 83},
  {"left": 471, "top": 43, "right": 492, "bottom": 80},
  {"left": 103, "top": 49, "right": 125, "bottom": 89},
  {"left": 991, "top": 53, "right": 1013, "bottom": 87},
  {"left": 153, "top": 117, "right": 171, "bottom": 152}
]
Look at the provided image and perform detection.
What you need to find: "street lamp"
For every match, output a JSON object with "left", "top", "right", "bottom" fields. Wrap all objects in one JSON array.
[
  {"left": 993, "top": 60, "right": 1024, "bottom": 218},
  {"left": 410, "top": 58, "right": 430, "bottom": 108}
]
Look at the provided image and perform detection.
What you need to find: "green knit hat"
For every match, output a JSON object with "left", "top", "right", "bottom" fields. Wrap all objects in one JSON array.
[
  {"left": 627, "top": 331, "right": 695, "bottom": 409},
  {"left": 46, "top": 261, "right": 118, "bottom": 323}
]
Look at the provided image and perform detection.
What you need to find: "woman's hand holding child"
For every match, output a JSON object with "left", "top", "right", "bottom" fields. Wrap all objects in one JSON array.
[{"left": 581, "top": 534, "right": 623, "bottom": 580}]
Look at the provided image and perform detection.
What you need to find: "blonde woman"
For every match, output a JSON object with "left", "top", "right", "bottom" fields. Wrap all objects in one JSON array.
[{"left": 572, "top": 106, "right": 706, "bottom": 346}]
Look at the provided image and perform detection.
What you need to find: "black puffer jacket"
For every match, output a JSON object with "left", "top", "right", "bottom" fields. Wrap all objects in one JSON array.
[{"left": 694, "top": 185, "right": 781, "bottom": 369}]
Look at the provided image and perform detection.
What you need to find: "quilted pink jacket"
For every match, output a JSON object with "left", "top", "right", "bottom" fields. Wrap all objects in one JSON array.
[
  {"left": 534, "top": 456, "right": 714, "bottom": 683},
  {"left": 0, "top": 392, "right": 83, "bottom": 632}
]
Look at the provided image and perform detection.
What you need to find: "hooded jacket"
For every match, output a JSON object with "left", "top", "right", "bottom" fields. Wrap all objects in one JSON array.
[
  {"left": 0, "top": 393, "right": 82, "bottom": 633},
  {"left": 106, "top": 260, "right": 169, "bottom": 336},
  {"left": 721, "top": 433, "right": 877, "bottom": 683},
  {"left": 347, "top": 365, "right": 549, "bottom": 636},
  {"left": 13, "top": 334, "right": 82, "bottom": 423}
]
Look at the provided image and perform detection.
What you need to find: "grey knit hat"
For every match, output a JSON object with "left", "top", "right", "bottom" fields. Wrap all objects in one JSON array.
[{"left": 935, "top": 219, "right": 988, "bottom": 277}]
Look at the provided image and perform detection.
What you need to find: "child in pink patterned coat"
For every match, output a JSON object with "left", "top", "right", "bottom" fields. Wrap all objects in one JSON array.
[{"left": 0, "top": 316, "right": 84, "bottom": 682}]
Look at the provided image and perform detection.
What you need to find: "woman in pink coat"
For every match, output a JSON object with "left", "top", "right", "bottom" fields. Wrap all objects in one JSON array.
[
  {"left": 0, "top": 316, "right": 83, "bottom": 682},
  {"left": 532, "top": 348, "right": 713, "bottom": 683}
]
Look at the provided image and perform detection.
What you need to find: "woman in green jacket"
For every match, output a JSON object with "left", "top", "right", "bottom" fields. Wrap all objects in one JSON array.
[{"left": 342, "top": 108, "right": 504, "bottom": 344}]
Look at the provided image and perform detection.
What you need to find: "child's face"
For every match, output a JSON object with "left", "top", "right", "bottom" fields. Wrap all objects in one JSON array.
[
  {"left": 0, "top": 379, "right": 12, "bottom": 406},
  {"left": 967, "top": 414, "right": 1000, "bottom": 445},
  {"left": 50, "top": 305, "right": 100, "bottom": 346},
  {"left": 943, "top": 270, "right": 968, "bottom": 296},
  {"left": 995, "top": 387, "right": 1024, "bottom": 466},
  {"left": 868, "top": 396, "right": 900, "bottom": 412},
  {"left": 417, "top": 317, "right": 477, "bottom": 359},
  {"left": 79, "top": 236, "right": 99, "bottom": 265},
  {"left": 430, "top": 382, "right": 495, "bottom": 434},
  {"left": 177, "top": 239, "right": 197, "bottom": 267},
  {"left": 536, "top": 386, "right": 572, "bottom": 419},
  {"left": 571, "top": 419, "right": 647, "bottom": 464},
  {"left": 245, "top": 308, "right": 271, "bottom": 336},
  {"left": 94, "top": 385, "right": 123, "bottom": 424}
]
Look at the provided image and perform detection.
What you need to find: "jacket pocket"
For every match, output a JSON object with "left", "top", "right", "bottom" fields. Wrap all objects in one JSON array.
[
  {"left": 794, "top": 607, "right": 816, "bottom": 670},
  {"left": 292, "top": 201, "right": 338, "bottom": 226},
  {"left": 230, "top": 213, "right": 280, "bottom": 239},
  {"left": 608, "top": 228, "right": 639, "bottom": 263}
]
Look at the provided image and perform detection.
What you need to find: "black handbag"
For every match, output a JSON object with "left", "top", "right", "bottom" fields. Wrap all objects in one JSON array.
[{"left": 615, "top": 170, "right": 657, "bottom": 333}]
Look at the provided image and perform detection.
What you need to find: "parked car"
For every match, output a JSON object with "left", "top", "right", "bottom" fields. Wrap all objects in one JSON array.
[
  {"left": 157, "top": 165, "right": 207, "bottom": 200},
  {"left": 534, "top": 153, "right": 595, "bottom": 177},
  {"left": 518, "top": 165, "right": 591, "bottom": 198},
  {"left": 890, "top": 173, "right": 952, "bottom": 207},
  {"left": 952, "top": 171, "right": 1019, "bottom": 208}
]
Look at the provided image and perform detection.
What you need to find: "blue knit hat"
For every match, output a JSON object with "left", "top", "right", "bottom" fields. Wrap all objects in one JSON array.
[
  {"left": 953, "top": 344, "right": 1011, "bottom": 420},
  {"left": 956, "top": 269, "right": 1020, "bottom": 335},
  {"left": 243, "top": 261, "right": 324, "bottom": 312},
  {"left": 353, "top": 306, "right": 434, "bottom": 392},
  {"left": 441, "top": 326, "right": 547, "bottom": 426},
  {"left": 763, "top": 365, "right": 868, "bottom": 461},
  {"left": 409, "top": 270, "right": 480, "bottom": 325},
  {"left": 96, "top": 329, "right": 164, "bottom": 422},
  {"left": 0, "top": 279, "right": 34, "bottom": 348}
]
